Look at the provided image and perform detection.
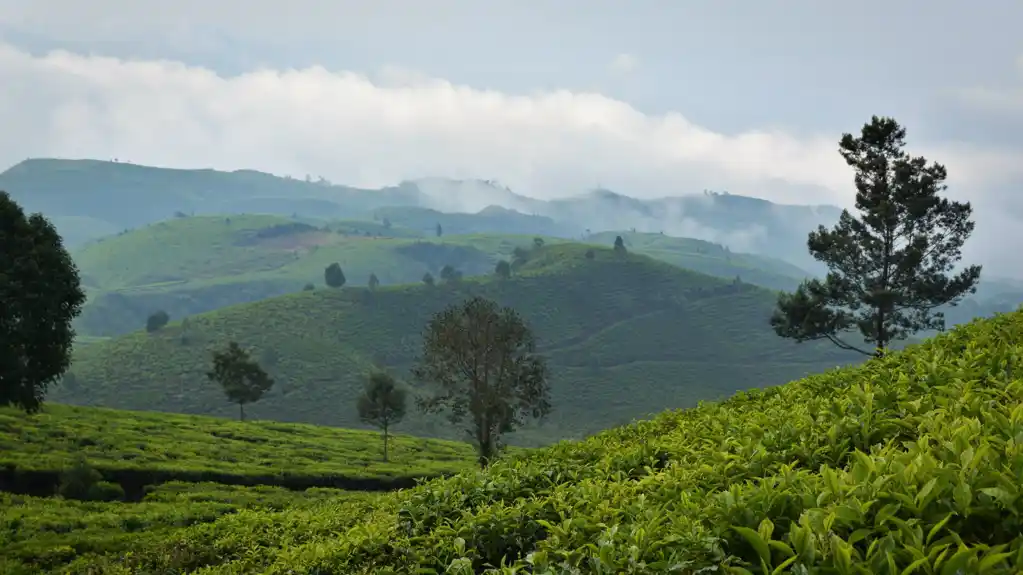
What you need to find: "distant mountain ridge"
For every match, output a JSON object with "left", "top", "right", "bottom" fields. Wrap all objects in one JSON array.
[{"left": 0, "top": 158, "right": 842, "bottom": 268}]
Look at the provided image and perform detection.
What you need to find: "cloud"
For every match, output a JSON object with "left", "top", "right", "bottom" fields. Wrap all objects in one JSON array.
[
  {"left": 608, "top": 53, "right": 638, "bottom": 75},
  {"left": 0, "top": 41, "right": 1021, "bottom": 275}
]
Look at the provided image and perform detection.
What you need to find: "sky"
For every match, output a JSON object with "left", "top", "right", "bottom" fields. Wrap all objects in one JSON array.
[{"left": 1, "top": 0, "right": 1021, "bottom": 271}]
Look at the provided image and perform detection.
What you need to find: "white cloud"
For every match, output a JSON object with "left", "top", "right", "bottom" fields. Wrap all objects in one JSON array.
[
  {"left": 608, "top": 53, "right": 638, "bottom": 75},
  {"left": 0, "top": 41, "right": 1020, "bottom": 219}
]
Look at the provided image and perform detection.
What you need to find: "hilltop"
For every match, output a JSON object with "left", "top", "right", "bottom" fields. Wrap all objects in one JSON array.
[
  {"left": 1, "top": 158, "right": 844, "bottom": 268},
  {"left": 33, "top": 308, "right": 1023, "bottom": 573},
  {"left": 63, "top": 244, "right": 856, "bottom": 445},
  {"left": 70, "top": 214, "right": 811, "bottom": 336}
]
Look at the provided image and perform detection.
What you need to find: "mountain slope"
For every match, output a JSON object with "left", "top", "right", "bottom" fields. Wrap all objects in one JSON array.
[
  {"left": 70, "top": 215, "right": 814, "bottom": 337},
  {"left": 63, "top": 245, "right": 858, "bottom": 446},
  {"left": 49, "top": 308, "right": 1023, "bottom": 573}
]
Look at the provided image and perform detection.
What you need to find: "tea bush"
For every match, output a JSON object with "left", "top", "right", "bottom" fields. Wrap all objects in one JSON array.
[{"left": 25, "top": 309, "right": 1023, "bottom": 573}]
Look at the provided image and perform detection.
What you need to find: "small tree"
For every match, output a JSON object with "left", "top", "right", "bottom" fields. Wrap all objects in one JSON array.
[
  {"left": 435, "top": 223, "right": 443, "bottom": 237},
  {"left": 356, "top": 371, "right": 408, "bottom": 462},
  {"left": 422, "top": 272, "right": 435, "bottom": 286},
  {"left": 146, "top": 310, "right": 170, "bottom": 332},
  {"left": 584, "top": 249, "right": 595, "bottom": 260},
  {"left": 771, "top": 116, "right": 982, "bottom": 357},
  {"left": 206, "top": 341, "right": 274, "bottom": 421},
  {"left": 533, "top": 237, "right": 545, "bottom": 249},
  {"left": 613, "top": 235, "right": 627, "bottom": 253},
  {"left": 0, "top": 193, "right": 85, "bottom": 413},
  {"left": 439, "top": 264, "right": 462, "bottom": 283},
  {"left": 495, "top": 260, "right": 511, "bottom": 279},
  {"left": 382, "top": 218, "right": 392, "bottom": 229},
  {"left": 324, "top": 263, "right": 346, "bottom": 288},
  {"left": 413, "top": 296, "right": 551, "bottom": 468},
  {"left": 368, "top": 273, "right": 380, "bottom": 290},
  {"left": 303, "top": 282, "right": 315, "bottom": 291}
]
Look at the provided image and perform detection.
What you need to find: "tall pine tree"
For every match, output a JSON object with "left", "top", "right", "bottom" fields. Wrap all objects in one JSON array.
[{"left": 771, "top": 116, "right": 981, "bottom": 357}]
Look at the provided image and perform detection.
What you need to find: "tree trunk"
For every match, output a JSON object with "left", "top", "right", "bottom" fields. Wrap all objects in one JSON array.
[
  {"left": 239, "top": 403, "right": 245, "bottom": 421},
  {"left": 382, "top": 423, "right": 389, "bottom": 462}
]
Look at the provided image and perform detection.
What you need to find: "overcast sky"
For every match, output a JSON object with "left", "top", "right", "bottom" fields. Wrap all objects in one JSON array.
[{"left": 1, "top": 0, "right": 1021, "bottom": 271}]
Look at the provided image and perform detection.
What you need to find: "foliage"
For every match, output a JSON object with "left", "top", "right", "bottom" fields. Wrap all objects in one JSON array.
[
  {"left": 145, "top": 310, "right": 169, "bottom": 332},
  {"left": 356, "top": 371, "right": 408, "bottom": 462},
  {"left": 772, "top": 116, "right": 982, "bottom": 357},
  {"left": 422, "top": 271, "right": 435, "bottom": 286},
  {"left": 0, "top": 403, "right": 479, "bottom": 483},
  {"left": 439, "top": 264, "right": 463, "bottom": 283},
  {"left": 436, "top": 222, "right": 443, "bottom": 237},
  {"left": 38, "top": 307, "right": 1023, "bottom": 573},
  {"left": 0, "top": 191, "right": 85, "bottom": 413},
  {"left": 206, "top": 341, "right": 274, "bottom": 421},
  {"left": 413, "top": 296, "right": 551, "bottom": 467},
  {"left": 324, "top": 262, "right": 346, "bottom": 288},
  {"left": 368, "top": 272, "right": 380, "bottom": 290},
  {"left": 66, "top": 244, "right": 857, "bottom": 446},
  {"left": 613, "top": 234, "right": 626, "bottom": 253},
  {"left": 495, "top": 259, "right": 511, "bottom": 278}
]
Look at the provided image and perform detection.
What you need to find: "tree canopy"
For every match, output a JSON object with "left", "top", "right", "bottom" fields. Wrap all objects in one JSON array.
[
  {"left": 771, "top": 116, "right": 982, "bottom": 357},
  {"left": 356, "top": 370, "right": 408, "bottom": 462},
  {"left": 412, "top": 296, "right": 550, "bottom": 468},
  {"left": 0, "top": 191, "right": 86, "bottom": 413},
  {"left": 206, "top": 341, "right": 275, "bottom": 421}
]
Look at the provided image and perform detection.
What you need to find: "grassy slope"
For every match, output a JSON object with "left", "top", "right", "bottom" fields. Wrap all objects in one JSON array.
[
  {"left": 0, "top": 404, "right": 476, "bottom": 482},
  {"left": 64, "top": 244, "right": 855, "bottom": 446},
  {"left": 40, "top": 309, "right": 1023, "bottom": 574},
  {"left": 72, "top": 214, "right": 808, "bottom": 336}
]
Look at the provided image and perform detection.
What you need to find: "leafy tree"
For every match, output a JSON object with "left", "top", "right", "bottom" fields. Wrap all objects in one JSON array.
[
  {"left": 613, "top": 235, "right": 627, "bottom": 253},
  {"left": 413, "top": 296, "right": 551, "bottom": 468},
  {"left": 0, "top": 192, "right": 85, "bottom": 413},
  {"left": 324, "top": 262, "right": 346, "bottom": 288},
  {"left": 495, "top": 259, "right": 511, "bottom": 279},
  {"left": 533, "top": 237, "right": 545, "bottom": 249},
  {"left": 439, "top": 264, "right": 462, "bottom": 283},
  {"left": 146, "top": 310, "right": 170, "bottom": 332},
  {"left": 206, "top": 341, "right": 274, "bottom": 421},
  {"left": 422, "top": 272, "right": 435, "bottom": 286},
  {"left": 382, "top": 217, "right": 392, "bottom": 229},
  {"left": 584, "top": 249, "right": 595, "bottom": 260},
  {"left": 368, "top": 272, "right": 380, "bottom": 290},
  {"left": 435, "top": 223, "right": 443, "bottom": 237},
  {"left": 771, "top": 116, "right": 982, "bottom": 357},
  {"left": 303, "top": 282, "right": 315, "bottom": 291},
  {"left": 356, "top": 371, "right": 408, "bottom": 462}
]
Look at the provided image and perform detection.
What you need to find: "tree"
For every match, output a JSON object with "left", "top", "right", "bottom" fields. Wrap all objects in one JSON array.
[
  {"left": 584, "top": 249, "right": 595, "bottom": 260},
  {"left": 495, "top": 259, "right": 511, "bottom": 279},
  {"left": 435, "top": 223, "right": 443, "bottom": 237},
  {"left": 303, "top": 282, "right": 315, "bottom": 291},
  {"left": 533, "top": 237, "right": 545, "bottom": 249},
  {"left": 439, "top": 264, "right": 462, "bottom": 283},
  {"left": 206, "top": 341, "right": 274, "bottom": 421},
  {"left": 324, "top": 262, "right": 346, "bottom": 288},
  {"left": 771, "top": 116, "right": 982, "bottom": 358},
  {"left": 146, "top": 310, "right": 170, "bottom": 332},
  {"left": 356, "top": 371, "right": 407, "bottom": 462},
  {"left": 613, "top": 235, "right": 627, "bottom": 253},
  {"left": 382, "top": 218, "right": 392, "bottom": 229},
  {"left": 413, "top": 296, "right": 551, "bottom": 468},
  {"left": 0, "top": 192, "right": 86, "bottom": 413},
  {"left": 368, "top": 272, "right": 380, "bottom": 290},
  {"left": 422, "top": 272, "right": 435, "bottom": 286}
]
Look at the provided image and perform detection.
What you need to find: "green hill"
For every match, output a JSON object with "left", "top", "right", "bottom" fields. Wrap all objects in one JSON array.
[
  {"left": 25, "top": 308, "right": 1023, "bottom": 573},
  {"left": 63, "top": 244, "right": 857, "bottom": 446},
  {"left": 71, "top": 214, "right": 810, "bottom": 337}
]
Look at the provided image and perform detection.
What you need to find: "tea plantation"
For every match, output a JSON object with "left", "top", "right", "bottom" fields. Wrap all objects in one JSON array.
[{"left": 10, "top": 308, "right": 1021, "bottom": 573}]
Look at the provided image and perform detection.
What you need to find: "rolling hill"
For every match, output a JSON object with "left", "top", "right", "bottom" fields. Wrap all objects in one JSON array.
[
  {"left": 62, "top": 244, "right": 858, "bottom": 446},
  {"left": 70, "top": 214, "right": 812, "bottom": 336},
  {"left": 24, "top": 306, "right": 1023, "bottom": 573}
]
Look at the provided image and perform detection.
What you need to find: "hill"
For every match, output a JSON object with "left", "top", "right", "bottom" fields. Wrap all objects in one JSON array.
[
  {"left": 28, "top": 308, "right": 1023, "bottom": 573},
  {"left": 0, "top": 403, "right": 478, "bottom": 499},
  {"left": 1, "top": 158, "right": 846, "bottom": 270},
  {"left": 63, "top": 244, "right": 857, "bottom": 446},
  {"left": 70, "top": 214, "right": 812, "bottom": 336}
]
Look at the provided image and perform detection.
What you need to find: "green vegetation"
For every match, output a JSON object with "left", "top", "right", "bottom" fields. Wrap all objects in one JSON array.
[
  {"left": 773, "top": 116, "right": 982, "bottom": 358},
  {"left": 66, "top": 212, "right": 818, "bottom": 337},
  {"left": 16, "top": 306, "right": 1022, "bottom": 573},
  {"left": 63, "top": 244, "right": 856, "bottom": 445},
  {"left": 356, "top": 371, "right": 409, "bottom": 462},
  {"left": 0, "top": 403, "right": 478, "bottom": 496},
  {"left": 0, "top": 190, "right": 85, "bottom": 413}
]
